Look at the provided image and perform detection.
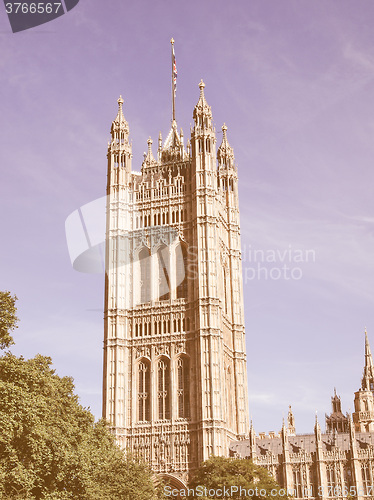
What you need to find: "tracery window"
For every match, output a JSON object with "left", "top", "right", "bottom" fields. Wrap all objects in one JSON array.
[
  {"left": 176, "top": 243, "right": 188, "bottom": 299},
  {"left": 223, "top": 266, "right": 228, "bottom": 315},
  {"left": 293, "top": 467, "right": 303, "bottom": 498},
  {"left": 226, "top": 366, "right": 234, "bottom": 428},
  {"left": 326, "top": 464, "right": 337, "bottom": 496},
  {"left": 139, "top": 247, "right": 151, "bottom": 304},
  {"left": 138, "top": 360, "right": 150, "bottom": 421},
  {"left": 158, "top": 358, "right": 170, "bottom": 420},
  {"left": 157, "top": 245, "right": 170, "bottom": 301},
  {"left": 177, "top": 357, "right": 190, "bottom": 418},
  {"left": 361, "top": 463, "right": 371, "bottom": 496}
]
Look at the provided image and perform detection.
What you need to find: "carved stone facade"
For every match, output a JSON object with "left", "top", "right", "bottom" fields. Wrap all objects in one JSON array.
[
  {"left": 102, "top": 82, "right": 249, "bottom": 483},
  {"left": 231, "top": 331, "right": 374, "bottom": 500}
]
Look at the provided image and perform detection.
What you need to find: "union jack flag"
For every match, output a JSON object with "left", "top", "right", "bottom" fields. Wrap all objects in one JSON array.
[{"left": 172, "top": 44, "right": 177, "bottom": 96}]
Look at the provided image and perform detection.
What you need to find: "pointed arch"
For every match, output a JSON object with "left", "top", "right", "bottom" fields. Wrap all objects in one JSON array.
[
  {"left": 157, "top": 356, "right": 170, "bottom": 420},
  {"left": 157, "top": 244, "right": 170, "bottom": 301},
  {"left": 139, "top": 247, "right": 151, "bottom": 304},
  {"left": 176, "top": 242, "right": 188, "bottom": 299},
  {"left": 177, "top": 356, "right": 190, "bottom": 418},
  {"left": 137, "top": 358, "right": 151, "bottom": 422},
  {"left": 226, "top": 365, "right": 234, "bottom": 429},
  {"left": 222, "top": 266, "right": 228, "bottom": 315}
]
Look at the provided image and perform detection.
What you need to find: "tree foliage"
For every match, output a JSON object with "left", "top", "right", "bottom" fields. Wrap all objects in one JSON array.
[
  {"left": 189, "top": 456, "right": 287, "bottom": 500},
  {"left": 0, "top": 353, "right": 159, "bottom": 499},
  {"left": 0, "top": 291, "right": 19, "bottom": 350}
]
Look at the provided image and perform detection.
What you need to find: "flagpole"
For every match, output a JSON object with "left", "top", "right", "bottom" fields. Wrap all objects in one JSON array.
[{"left": 171, "top": 37, "right": 176, "bottom": 123}]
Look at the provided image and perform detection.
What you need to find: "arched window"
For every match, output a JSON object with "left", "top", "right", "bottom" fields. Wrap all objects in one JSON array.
[
  {"left": 157, "top": 245, "right": 170, "bottom": 301},
  {"left": 223, "top": 267, "right": 228, "bottom": 315},
  {"left": 158, "top": 358, "right": 170, "bottom": 420},
  {"left": 226, "top": 366, "right": 234, "bottom": 429},
  {"left": 139, "top": 247, "right": 151, "bottom": 304},
  {"left": 326, "top": 464, "right": 336, "bottom": 491},
  {"left": 176, "top": 243, "right": 188, "bottom": 299},
  {"left": 292, "top": 467, "right": 303, "bottom": 499},
  {"left": 138, "top": 360, "right": 150, "bottom": 422},
  {"left": 177, "top": 357, "right": 190, "bottom": 418},
  {"left": 362, "top": 463, "right": 371, "bottom": 496}
]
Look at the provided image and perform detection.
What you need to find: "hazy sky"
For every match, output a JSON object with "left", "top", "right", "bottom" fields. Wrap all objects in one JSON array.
[{"left": 1, "top": 0, "right": 374, "bottom": 434}]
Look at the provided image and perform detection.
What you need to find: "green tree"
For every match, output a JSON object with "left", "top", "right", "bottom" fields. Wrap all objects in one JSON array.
[
  {"left": 189, "top": 456, "right": 287, "bottom": 500},
  {"left": 0, "top": 352, "right": 159, "bottom": 499},
  {"left": 0, "top": 291, "right": 19, "bottom": 350}
]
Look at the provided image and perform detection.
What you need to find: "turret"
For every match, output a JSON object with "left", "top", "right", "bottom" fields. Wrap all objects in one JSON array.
[
  {"left": 249, "top": 421, "right": 256, "bottom": 459},
  {"left": 287, "top": 405, "right": 296, "bottom": 436},
  {"left": 325, "top": 388, "right": 348, "bottom": 433},
  {"left": 107, "top": 95, "right": 132, "bottom": 188},
  {"left": 191, "top": 80, "right": 216, "bottom": 172},
  {"left": 217, "top": 124, "right": 235, "bottom": 170},
  {"left": 217, "top": 123, "right": 238, "bottom": 196},
  {"left": 281, "top": 418, "right": 292, "bottom": 492},
  {"left": 193, "top": 79, "right": 213, "bottom": 130},
  {"left": 362, "top": 328, "right": 374, "bottom": 392},
  {"left": 353, "top": 329, "right": 374, "bottom": 432},
  {"left": 142, "top": 137, "right": 157, "bottom": 171}
]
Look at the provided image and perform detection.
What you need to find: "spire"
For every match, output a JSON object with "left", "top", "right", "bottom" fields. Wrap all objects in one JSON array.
[
  {"left": 314, "top": 412, "right": 322, "bottom": 442},
  {"left": 281, "top": 416, "right": 289, "bottom": 454},
  {"left": 157, "top": 132, "right": 162, "bottom": 162},
  {"left": 217, "top": 123, "right": 235, "bottom": 168},
  {"left": 116, "top": 95, "right": 124, "bottom": 121},
  {"left": 111, "top": 95, "right": 130, "bottom": 143},
  {"left": 331, "top": 388, "right": 342, "bottom": 412},
  {"left": 199, "top": 79, "right": 205, "bottom": 97},
  {"left": 362, "top": 328, "right": 374, "bottom": 391},
  {"left": 142, "top": 137, "right": 156, "bottom": 168},
  {"left": 287, "top": 405, "right": 296, "bottom": 436},
  {"left": 162, "top": 121, "right": 185, "bottom": 162},
  {"left": 193, "top": 79, "right": 213, "bottom": 128}
]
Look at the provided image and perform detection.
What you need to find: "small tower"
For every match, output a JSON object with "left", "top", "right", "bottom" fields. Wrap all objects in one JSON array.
[
  {"left": 325, "top": 388, "right": 348, "bottom": 433},
  {"left": 108, "top": 95, "right": 132, "bottom": 180},
  {"left": 353, "top": 329, "right": 374, "bottom": 432},
  {"left": 287, "top": 405, "right": 296, "bottom": 436}
]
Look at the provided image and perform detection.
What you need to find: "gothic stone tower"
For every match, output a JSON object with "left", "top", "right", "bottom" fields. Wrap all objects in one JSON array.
[
  {"left": 102, "top": 81, "right": 249, "bottom": 482},
  {"left": 353, "top": 329, "right": 374, "bottom": 432}
]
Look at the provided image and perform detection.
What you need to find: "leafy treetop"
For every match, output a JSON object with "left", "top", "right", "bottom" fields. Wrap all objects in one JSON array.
[
  {"left": 188, "top": 456, "right": 287, "bottom": 500},
  {"left": 0, "top": 352, "right": 160, "bottom": 499},
  {"left": 0, "top": 291, "right": 19, "bottom": 350}
]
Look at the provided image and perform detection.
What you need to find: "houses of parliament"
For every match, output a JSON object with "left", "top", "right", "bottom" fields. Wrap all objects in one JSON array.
[{"left": 102, "top": 51, "right": 374, "bottom": 497}]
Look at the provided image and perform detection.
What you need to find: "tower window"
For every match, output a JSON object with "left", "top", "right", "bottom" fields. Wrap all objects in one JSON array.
[
  {"left": 139, "top": 248, "right": 151, "bottom": 304},
  {"left": 157, "top": 245, "right": 170, "bottom": 301},
  {"left": 326, "top": 465, "right": 337, "bottom": 494},
  {"left": 158, "top": 358, "right": 170, "bottom": 420},
  {"left": 177, "top": 357, "right": 190, "bottom": 418},
  {"left": 138, "top": 360, "right": 150, "bottom": 422},
  {"left": 362, "top": 464, "right": 371, "bottom": 495},
  {"left": 292, "top": 468, "right": 303, "bottom": 498},
  {"left": 176, "top": 243, "right": 188, "bottom": 299}
]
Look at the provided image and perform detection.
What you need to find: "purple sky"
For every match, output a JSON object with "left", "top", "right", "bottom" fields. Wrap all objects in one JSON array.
[{"left": 1, "top": 0, "right": 374, "bottom": 435}]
